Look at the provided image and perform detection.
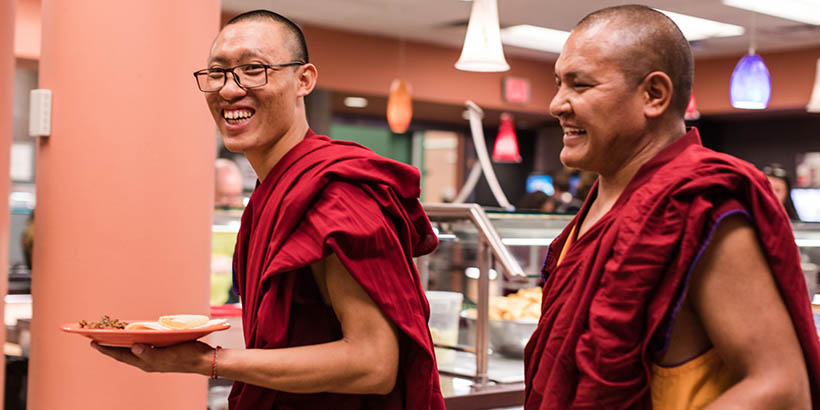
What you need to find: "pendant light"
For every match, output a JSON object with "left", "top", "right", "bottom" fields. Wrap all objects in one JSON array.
[
  {"left": 387, "top": 78, "right": 412, "bottom": 133},
  {"left": 455, "top": 0, "right": 510, "bottom": 72},
  {"left": 387, "top": 38, "right": 412, "bottom": 133},
  {"left": 684, "top": 94, "right": 701, "bottom": 120},
  {"left": 730, "top": 12, "right": 771, "bottom": 109},
  {"left": 492, "top": 113, "right": 521, "bottom": 163},
  {"left": 807, "top": 58, "right": 820, "bottom": 113}
]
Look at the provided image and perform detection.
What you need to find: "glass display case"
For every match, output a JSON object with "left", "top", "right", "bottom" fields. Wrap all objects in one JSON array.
[
  {"left": 420, "top": 203, "right": 573, "bottom": 409},
  {"left": 793, "top": 221, "right": 820, "bottom": 299},
  {"left": 421, "top": 203, "right": 820, "bottom": 409},
  {"left": 208, "top": 206, "right": 820, "bottom": 409}
]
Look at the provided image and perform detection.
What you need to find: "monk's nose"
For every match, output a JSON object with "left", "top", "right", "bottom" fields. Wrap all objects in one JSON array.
[{"left": 549, "top": 88, "right": 571, "bottom": 119}]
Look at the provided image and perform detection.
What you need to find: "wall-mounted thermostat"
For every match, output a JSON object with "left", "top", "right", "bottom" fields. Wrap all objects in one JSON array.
[{"left": 29, "top": 89, "right": 52, "bottom": 137}]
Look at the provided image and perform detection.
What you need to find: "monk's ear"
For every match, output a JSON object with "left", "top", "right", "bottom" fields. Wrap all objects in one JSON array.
[
  {"left": 640, "top": 71, "right": 673, "bottom": 118},
  {"left": 295, "top": 63, "right": 318, "bottom": 97}
]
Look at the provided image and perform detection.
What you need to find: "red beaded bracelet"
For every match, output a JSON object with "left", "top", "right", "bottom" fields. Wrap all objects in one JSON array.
[{"left": 210, "top": 345, "right": 222, "bottom": 380}]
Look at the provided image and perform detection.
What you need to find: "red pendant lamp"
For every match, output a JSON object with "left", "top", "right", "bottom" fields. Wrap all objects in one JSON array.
[
  {"left": 492, "top": 113, "right": 521, "bottom": 163},
  {"left": 387, "top": 78, "right": 412, "bottom": 133},
  {"left": 684, "top": 94, "right": 700, "bottom": 120}
]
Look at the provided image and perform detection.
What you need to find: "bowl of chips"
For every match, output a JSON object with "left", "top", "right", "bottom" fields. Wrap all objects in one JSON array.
[{"left": 462, "top": 287, "right": 541, "bottom": 358}]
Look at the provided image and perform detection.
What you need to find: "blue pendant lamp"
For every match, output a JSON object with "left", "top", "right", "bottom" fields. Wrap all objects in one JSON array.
[
  {"left": 730, "top": 52, "right": 771, "bottom": 109},
  {"left": 730, "top": 12, "right": 770, "bottom": 109}
]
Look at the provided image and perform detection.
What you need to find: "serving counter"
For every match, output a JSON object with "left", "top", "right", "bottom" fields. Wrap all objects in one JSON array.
[
  {"left": 420, "top": 203, "right": 571, "bottom": 409},
  {"left": 420, "top": 203, "right": 820, "bottom": 409},
  {"left": 207, "top": 207, "right": 820, "bottom": 409}
]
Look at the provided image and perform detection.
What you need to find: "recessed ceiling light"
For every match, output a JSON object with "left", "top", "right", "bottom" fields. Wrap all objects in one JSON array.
[
  {"left": 500, "top": 25, "right": 570, "bottom": 54},
  {"left": 500, "top": 10, "right": 742, "bottom": 54},
  {"left": 722, "top": 0, "right": 820, "bottom": 25},
  {"left": 343, "top": 96, "right": 368, "bottom": 108},
  {"left": 656, "top": 9, "right": 745, "bottom": 41}
]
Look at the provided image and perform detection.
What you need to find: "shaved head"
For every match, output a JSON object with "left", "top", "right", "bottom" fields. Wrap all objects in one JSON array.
[
  {"left": 225, "top": 9, "right": 309, "bottom": 64},
  {"left": 574, "top": 5, "right": 693, "bottom": 116}
]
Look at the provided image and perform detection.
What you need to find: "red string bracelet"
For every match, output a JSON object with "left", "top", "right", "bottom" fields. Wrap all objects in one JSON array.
[{"left": 210, "top": 345, "right": 222, "bottom": 380}]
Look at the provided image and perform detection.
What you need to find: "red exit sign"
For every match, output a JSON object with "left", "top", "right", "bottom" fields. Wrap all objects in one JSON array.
[{"left": 502, "top": 76, "right": 530, "bottom": 104}]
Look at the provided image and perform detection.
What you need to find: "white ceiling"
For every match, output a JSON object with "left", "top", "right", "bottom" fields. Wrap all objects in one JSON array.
[{"left": 222, "top": 0, "right": 820, "bottom": 61}]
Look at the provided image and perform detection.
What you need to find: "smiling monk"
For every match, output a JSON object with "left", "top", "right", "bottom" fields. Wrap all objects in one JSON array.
[
  {"left": 92, "top": 10, "right": 444, "bottom": 410},
  {"left": 523, "top": 5, "right": 820, "bottom": 410}
]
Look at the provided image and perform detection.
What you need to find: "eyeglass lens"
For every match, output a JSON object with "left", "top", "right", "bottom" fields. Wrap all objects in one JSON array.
[{"left": 198, "top": 64, "right": 268, "bottom": 91}]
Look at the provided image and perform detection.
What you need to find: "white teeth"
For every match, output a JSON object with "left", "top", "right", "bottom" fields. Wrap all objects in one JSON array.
[{"left": 223, "top": 110, "right": 252, "bottom": 121}]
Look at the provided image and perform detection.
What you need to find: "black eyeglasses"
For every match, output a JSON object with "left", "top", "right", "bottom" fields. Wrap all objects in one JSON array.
[{"left": 193, "top": 62, "right": 305, "bottom": 92}]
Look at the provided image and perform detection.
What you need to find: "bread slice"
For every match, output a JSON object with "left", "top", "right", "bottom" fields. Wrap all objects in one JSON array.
[
  {"left": 124, "top": 321, "right": 168, "bottom": 330},
  {"left": 157, "top": 314, "right": 210, "bottom": 329}
]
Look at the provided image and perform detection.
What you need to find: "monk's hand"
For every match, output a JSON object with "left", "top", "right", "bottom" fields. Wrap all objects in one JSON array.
[{"left": 91, "top": 341, "right": 214, "bottom": 375}]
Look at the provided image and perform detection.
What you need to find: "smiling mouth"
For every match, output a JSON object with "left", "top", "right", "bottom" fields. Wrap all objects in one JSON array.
[
  {"left": 222, "top": 109, "right": 255, "bottom": 125},
  {"left": 564, "top": 128, "right": 587, "bottom": 136}
]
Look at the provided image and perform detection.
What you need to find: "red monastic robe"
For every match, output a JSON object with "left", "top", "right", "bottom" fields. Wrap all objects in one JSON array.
[
  {"left": 524, "top": 128, "right": 820, "bottom": 409},
  {"left": 228, "top": 130, "right": 445, "bottom": 410}
]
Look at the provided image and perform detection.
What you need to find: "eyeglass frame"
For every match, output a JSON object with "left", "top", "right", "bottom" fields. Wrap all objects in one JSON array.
[
  {"left": 763, "top": 165, "right": 789, "bottom": 179},
  {"left": 193, "top": 61, "right": 306, "bottom": 92}
]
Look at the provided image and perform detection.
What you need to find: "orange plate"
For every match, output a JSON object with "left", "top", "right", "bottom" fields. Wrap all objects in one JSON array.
[{"left": 60, "top": 321, "right": 231, "bottom": 347}]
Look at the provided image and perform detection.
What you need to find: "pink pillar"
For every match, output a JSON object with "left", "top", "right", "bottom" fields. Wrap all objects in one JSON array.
[
  {"left": 28, "top": 1, "right": 220, "bottom": 409},
  {"left": 0, "top": 0, "right": 15, "bottom": 404}
]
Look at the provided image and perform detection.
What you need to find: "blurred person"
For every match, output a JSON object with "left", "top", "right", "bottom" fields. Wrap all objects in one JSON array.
[
  {"left": 93, "top": 9, "right": 444, "bottom": 410},
  {"left": 552, "top": 169, "right": 582, "bottom": 214},
  {"left": 214, "top": 158, "right": 245, "bottom": 209},
  {"left": 517, "top": 191, "right": 556, "bottom": 213},
  {"left": 763, "top": 163, "right": 800, "bottom": 221},
  {"left": 573, "top": 170, "right": 597, "bottom": 202},
  {"left": 22, "top": 211, "right": 34, "bottom": 270},
  {"left": 525, "top": 5, "right": 819, "bottom": 410}
]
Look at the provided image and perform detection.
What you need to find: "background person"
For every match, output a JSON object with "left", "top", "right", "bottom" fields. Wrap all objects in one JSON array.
[
  {"left": 763, "top": 163, "right": 800, "bottom": 220},
  {"left": 517, "top": 191, "right": 556, "bottom": 213},
  {"left": 214, "top": 158, "right": 245, "bottom": 209}
]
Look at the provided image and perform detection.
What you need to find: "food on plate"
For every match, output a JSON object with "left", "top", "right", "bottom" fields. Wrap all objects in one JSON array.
[
  {"left": 79, "top": 315, "right": 129, "bottom": 329},
  {"left": 158, "top": 314, "right": 210, "bottom": 329},
  {"left": 76, "top": 314, "right": 222, "bottom": 331},
  {"left": 488, "top": 287, "right": 542, "bottom": 321},
  {"left": 124, "top": 321, "right": 170, "bottom": 330},
  {"left": 122, "top": 314, "right": 225, "bottom": 331}
]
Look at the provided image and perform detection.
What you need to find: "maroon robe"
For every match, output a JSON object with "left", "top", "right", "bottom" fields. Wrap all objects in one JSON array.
[
  {"left": 228, "top": 130, "right": 445, "bottom": 410},
  {"left": 524, "top": 128, "right": 820, "bottom": 409}
]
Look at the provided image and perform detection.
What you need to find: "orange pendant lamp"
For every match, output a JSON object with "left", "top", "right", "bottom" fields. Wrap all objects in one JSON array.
[
  {"left": 387, "top": 78, "right": 412, "bottom": 133},
  {"left": 492, "top": 113, "right": 521, "bottom": 163}
]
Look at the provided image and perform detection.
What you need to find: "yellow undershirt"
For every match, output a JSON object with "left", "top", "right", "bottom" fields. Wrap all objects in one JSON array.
[
  {"left": 650, "top": 348, "right": 736, "bottom": 410},
  {"left": 557, "top": 224, "right": 735, "bottom": 409}
]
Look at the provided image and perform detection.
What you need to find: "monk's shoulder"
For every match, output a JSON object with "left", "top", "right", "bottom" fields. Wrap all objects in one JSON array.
[{"left": 310, "top": 181, "right": 387, "bottom": 227}]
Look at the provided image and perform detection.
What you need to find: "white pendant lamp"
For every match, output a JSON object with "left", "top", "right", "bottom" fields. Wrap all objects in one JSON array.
[
  {"left": 455, "top": 0, "right": 510, "bottom": 72},
  {"left": 808, "top": 58, "right": 820, "bottom": 113}
]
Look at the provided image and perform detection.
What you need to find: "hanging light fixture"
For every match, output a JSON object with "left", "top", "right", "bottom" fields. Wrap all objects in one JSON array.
[
  {"left": 730, "top": 53, "right": 771, "bottom": 109},
  {"left": 492, "top": 113, "right": 521, "bottom": 163},
  {"left": 387, "top": 78, "right": 412, "bottom": 133},
  {"left": 807, "top": 58, "right": 820, "bottom": 113},
  {"left": 455, "top": 0, "right": 510, "bottom": 72},
  {"left": 685, "top": 94, "right": 701, "bottom": 120},
  {"left": 730, "top": 12, "right": 771, "bottom": 109}
]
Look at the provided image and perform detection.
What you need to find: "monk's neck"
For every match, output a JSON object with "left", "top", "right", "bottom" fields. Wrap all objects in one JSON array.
[
  {"left": 579, "top": 122, "right": 685, "bottom": 237},
  {"left": 246, "top": 122, "right": 309, "bottom": 183}
]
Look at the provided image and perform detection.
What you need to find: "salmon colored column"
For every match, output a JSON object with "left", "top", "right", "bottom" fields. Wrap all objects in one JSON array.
[
  {"left": 0, "top": 0, "right": 16, "bottom": 404},
  {"left": 28, "top": 1, "right": 220, "bottom": 409}
]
